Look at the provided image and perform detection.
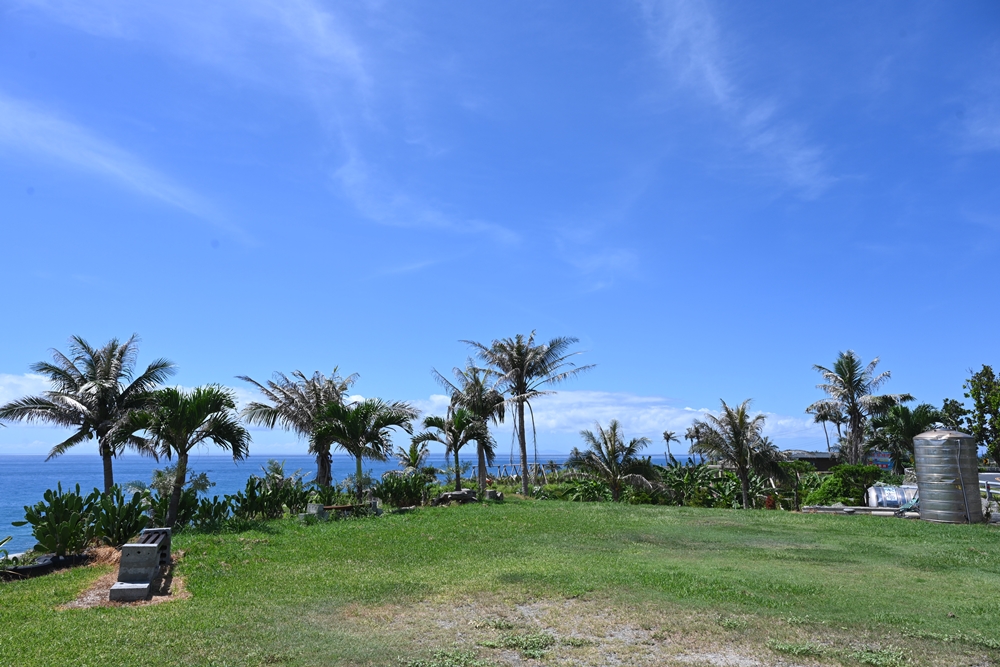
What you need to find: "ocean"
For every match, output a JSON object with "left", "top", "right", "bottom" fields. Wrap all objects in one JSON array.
[{"left": 0, "top": 450, "right": 580, "bottom": 554}]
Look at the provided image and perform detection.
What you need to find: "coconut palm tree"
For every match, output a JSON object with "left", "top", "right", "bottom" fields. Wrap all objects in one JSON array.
[
  {"left": 465, "top": 332, "right": 594, "bottom": 495},
  {"left": 662, "top": 430, "right": 680, "bottom": 461},
  {"left": 867, "top": 403, "right": 942, "bottom": 474},
  {"left": 809, "top": 351, "right": 913, "bottom": 464},
  {"left": 433, "top": 362, "right": 505, "bottom": 498},
  {"left": 315, "top": 398, "right": 418, "bottom": 501},
  {"left": 414, "top": 404, "right": 489, "bottom": 492},
  {"left": 688, "top": 399, "right": 776, "bottom": 509},
  {"left": 238, "top": 369, "right": 358, "bottom": 487},
  {"left": 567, "top": 420, "right": 658, "bottom": 502},
  {"left": 0, "top": 335, "right": 175, "bottom": 492},
  {"left": 136, "top": 386, "right": 251, "bottom": 527}
]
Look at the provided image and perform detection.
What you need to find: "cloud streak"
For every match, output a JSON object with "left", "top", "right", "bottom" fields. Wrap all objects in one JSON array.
[
  {"left": 0, "top": 92, "right": 231, "bottom": 228},
  {"left": 638, "top": 0, "right": 834, "bottom": 197}
]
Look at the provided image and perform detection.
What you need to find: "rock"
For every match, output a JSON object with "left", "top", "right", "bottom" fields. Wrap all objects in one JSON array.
[
  {"left": 434, "top": 489, "right": 478, "bottom": 505},
  {"left": 485, "top": 490, "right": 504, "bottom": 502}
]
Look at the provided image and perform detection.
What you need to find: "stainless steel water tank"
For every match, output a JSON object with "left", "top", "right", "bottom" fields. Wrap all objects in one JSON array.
[{"left": 913, "top": 429, "right": 982, "bottom": 523}]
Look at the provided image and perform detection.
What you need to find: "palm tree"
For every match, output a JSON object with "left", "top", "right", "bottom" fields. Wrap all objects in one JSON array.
[
  {"left": 433, "top": 362, "right": 505, "bottom": 498},
  {"left": 137, "top": 385, "right": 251, "bottom": 527},
  {"left": 805, "top": 401, "right": 845, "bottom": 453},
  {"left": 567, "top": 420, "right": 658, "bottom": 502},
  {"left": 809, "top": 351, "right": 913, "bottom": 464},
  {"left": 0, "top": 335, "right": 175, "bottom": 492},
  {"left": 688, "top": 399, "right": 775, "bottom": 509},
  {"left": 662, "top": 430, "right": 680, "bottom": 461},
  {"left": 315, "top": 398, "right": 418, "bottom": 501},
  {"left": 867, "top": 403, "right": 942, "bottom": 474},
  {"left": 414, "top": 403, "right": 489, "bottom": 492},
  {"left": 393, "top": 440, "right": 431, "bottom": 474},
  {"left": 465, "top": 332, "right": 594, "bottom": 495},
  {"left": 238, "top": 369, "right": 358, "bottom": 487}
]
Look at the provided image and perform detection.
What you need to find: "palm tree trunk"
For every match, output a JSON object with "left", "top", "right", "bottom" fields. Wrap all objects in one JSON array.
[
  {"left": 740, "top": 472, "right": 750, "bottom": 510},
  {"left": 316, "top": 448, "right": 332, "bottom": 487},
  {"left": 355, "top": 455, "right": 364, "bottom": 503},
  {"left": 821, "top": 421, "right": 830, "bottom": 453},
  {"left": 477, "top": 440, "right": 487, "bottom": 500},
  {"left": 517, "top": 400, "right": 529, "bottom": 496},
  {"left": 100, "top": 442, "right": 115, "bottom": 493},
  {"left": 166, "top": 453, "right": 188, "bottom": 528},
  {"left": 454, "top": 448, "right": 462, "bottom": 491}
]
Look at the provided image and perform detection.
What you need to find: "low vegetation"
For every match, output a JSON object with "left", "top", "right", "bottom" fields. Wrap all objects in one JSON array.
[{"left": 2, "top": 500, "right": 997, "bottom": 666}]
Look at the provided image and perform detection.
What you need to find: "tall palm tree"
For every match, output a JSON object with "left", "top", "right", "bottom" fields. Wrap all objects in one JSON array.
[
  {"left": 414, "top": 404, "right": 489, "bottom": 492},
  {"left": 867, "top": 403, "right": 942, "bottom": 474},
  {"left": 806, "top": 401, "right": 847, "bottom": 453},
  {"left": 434, "top": 362, "right": 505, "bottom": 498},
  {"left": 809, "top": 351, "right": 913, "bottom": 464},
  {"left": 315, "top": 398, "right": 418, "bottom": 501},
  {"left": 0, "top": 335, "right": 175, "bottom": 492},
  {"left": 662, "top": 430, "right": 680, "bottom": 461},
  {"left": 689, "top": 399, "right": 776, "bottom": 509},
  {"left": 137, "top": 386, "right": 251, "bottom": 527},
  {"left": 238, "top": 369, "right": 358, "bottom": 487},
  {"left": 567, "top": 420, "right": 658, "bottom": 502},
  {"left": 465, "top": 332, "right": 594, "bottom": 495}
]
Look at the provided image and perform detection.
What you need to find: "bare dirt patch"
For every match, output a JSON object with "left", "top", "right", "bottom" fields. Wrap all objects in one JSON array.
[{"left": 58, "top": 552, "right": 190, "bottom": 610}]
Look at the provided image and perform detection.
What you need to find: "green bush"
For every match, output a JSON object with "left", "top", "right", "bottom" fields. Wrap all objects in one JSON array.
[
  {"left": 374, "top": 473, "right": 432, "bottom": 508},
  {"left": 565, "top": 478, "right": 612, "bottom": 502},
  {"left": 150, "top": 487, "right": 200, "bottom": 528},
  {"left": 191, "top": 495, "right": 233, "bottom": 531},
  {"left": 93, "top": 486, "right": 150, "bottom": 548},
  {"left": 13, "top": 483, "right": 98, "bottom": 558},
  {"left": 803, "top": 464, "right": 887, "bottom": 506}
]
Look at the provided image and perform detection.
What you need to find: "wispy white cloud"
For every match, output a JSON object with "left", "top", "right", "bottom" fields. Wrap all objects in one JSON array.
[
  {"left": 412, "top": 389, "right": 822, "bottom": 452},
  {"left": 0, "top": 92, "right": 233, "bottom": 230},
  {"left": 333, "top": 150, "right": 518, "bottom": 243},
  {"left": 14, "top": 0, "right": 369, "bottom": 97},
  {"left": 637, "top": 0, "right": 834, "bottom": 197}
]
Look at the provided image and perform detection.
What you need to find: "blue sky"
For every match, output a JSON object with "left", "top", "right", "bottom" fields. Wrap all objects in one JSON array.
[{"left": 1, "top": 0, "right": 998, "bottom": 458}]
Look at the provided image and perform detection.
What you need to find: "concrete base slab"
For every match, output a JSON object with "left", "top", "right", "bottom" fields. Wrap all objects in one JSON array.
[{"left": 110, "top": 582, "right": 151, "bottom": 602}]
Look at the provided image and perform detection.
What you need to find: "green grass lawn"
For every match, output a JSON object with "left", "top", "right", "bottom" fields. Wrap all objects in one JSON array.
[{"left": 2, "top": 500, "right": 998, "bottom": 666}]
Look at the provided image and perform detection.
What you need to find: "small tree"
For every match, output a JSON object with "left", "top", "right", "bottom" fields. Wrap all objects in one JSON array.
[
  {"left": 964, "top": 365, "right": 1000, "bottom": 465},
  {"left": 414, "top": 404, "right": 488, "bottom": 492},
  {"left": 316, "top": 398, "right": 418, "bottom": 501},
  {"left": 137, "top": 386, "right": 251, "bottom": 528},
  {"left": 866, "top": 403, "right": 941, "bottom": 474},
  {"left": 689, "top": 399, "right": 780, "bottom": 509},
  {"left": 568, "top": 420, "right": 658, "bottom": 502}
]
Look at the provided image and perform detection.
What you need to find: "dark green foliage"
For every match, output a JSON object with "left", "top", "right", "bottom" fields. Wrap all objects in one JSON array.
[
  {"left": 964, "top": 365, "right": 1000, "bottom": 465},
  {"left": 191, "top": 496, "right": 233, "bottom": 531},
  {"left": 13, "top": 483, "right": 97, "bottom": 558},
  {"left": 229, "top": 476, "right": 285, "bottom": 520},
  {"left": 564, "top": 478, "right": 612, "bottom": 502},
  {"left": 151, "top": 488, "right": 199, "bottom": 528},
  {"left": 93, "top": 486, "right": 150, "bottom": 548},
  {"left": 940, "top": 398, "right": 971, "bottom": 432},
  {"left": 803, "top": 464, "right": 886, "bottom": 506},
  {"left": 374, "top": 473, "right": 432, "bottom": 508},
  {"left": 308, "top": 483, "right": 353, "bottom": 506}
]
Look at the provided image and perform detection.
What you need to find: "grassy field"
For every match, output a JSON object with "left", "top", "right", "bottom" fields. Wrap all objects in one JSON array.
[{"left": 2, "top": 499, "right": 998, "bottom": 666}]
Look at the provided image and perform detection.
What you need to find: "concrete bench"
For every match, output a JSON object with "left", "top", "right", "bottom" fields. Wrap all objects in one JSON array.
[{"left": 109, "top": 527, "right": 171, "bottom": 602}]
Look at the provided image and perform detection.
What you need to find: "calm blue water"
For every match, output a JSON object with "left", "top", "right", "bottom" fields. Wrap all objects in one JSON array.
[{"left": 0, "top": 451, "right": 584, "bottom": 554}]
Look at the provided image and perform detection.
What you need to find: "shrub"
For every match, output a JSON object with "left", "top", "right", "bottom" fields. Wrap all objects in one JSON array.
[
  {"left": 804, "top": 464, "right": 886, "bottom": 506},
  {"left": 94, "top": 486, "right": 150, "bottom": 548},
  {"left": 565, "top": 478, "right": 612, "bottom": 502},
  {"left": 374, "top": 473, "right": 432, "bottom": 508},
  {"left": 192, "top": 495, "right": 233, "bottom": 531},
  {"left": 150, "top": 488, "right": 200, "bottom": 528},
  {"left": 13, "top": 483, "right": 98, "bottom": 558}
]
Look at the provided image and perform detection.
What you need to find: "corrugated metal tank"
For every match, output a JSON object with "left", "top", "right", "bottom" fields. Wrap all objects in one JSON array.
[{"left": 913, "top": 429, "right": 982, "bottom": 523}]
